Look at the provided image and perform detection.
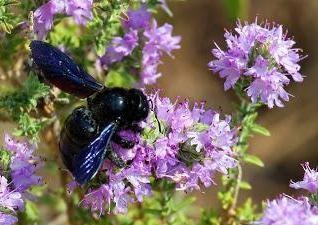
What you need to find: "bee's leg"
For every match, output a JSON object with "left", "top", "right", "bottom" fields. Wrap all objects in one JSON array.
[
  {"left": 112, "top": 134, "right": 135, "bottom": 149},
  {"left": 106, "top": 146, "right": 126, "bottom": 168}
]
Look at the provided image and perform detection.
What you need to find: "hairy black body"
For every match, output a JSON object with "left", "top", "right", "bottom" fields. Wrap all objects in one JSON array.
[{"left": 30, "top": 40, "right": 149, "bottom": 184}]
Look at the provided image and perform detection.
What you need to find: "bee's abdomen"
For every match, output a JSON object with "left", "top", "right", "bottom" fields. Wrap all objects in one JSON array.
[{"left": 59, "top": 106, "right": 99, "bottom": 172}]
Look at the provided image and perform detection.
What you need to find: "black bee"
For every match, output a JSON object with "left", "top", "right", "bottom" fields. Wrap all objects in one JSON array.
[{"left": 30, "top": 40, "right": 149, "bottom": 185}]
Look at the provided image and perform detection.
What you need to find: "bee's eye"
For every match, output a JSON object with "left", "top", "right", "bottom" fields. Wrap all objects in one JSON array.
[{"left": 128, "top": 89, "right": 149, "bottom": 122}]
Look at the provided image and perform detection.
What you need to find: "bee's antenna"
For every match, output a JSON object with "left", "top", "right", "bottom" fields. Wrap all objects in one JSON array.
[{"left": 149, "top": 98, "right": 163, "bottom": 134}]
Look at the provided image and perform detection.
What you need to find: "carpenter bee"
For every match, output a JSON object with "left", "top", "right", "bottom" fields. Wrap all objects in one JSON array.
[{"left": 30, "top": 40, "right": 149, "bottom": 185}]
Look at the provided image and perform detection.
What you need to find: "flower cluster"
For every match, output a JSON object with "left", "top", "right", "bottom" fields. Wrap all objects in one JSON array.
[
  {"left": 259, "top": 163, "right": 318, "bottom": 225},
  {"left": 34, "top": 0, "right": 93, "bottom": 39},
  {"left": 99, "top": 6, "right": 181, "bottom": 86},
  {"left": 259, "top": 196, "right": 318, "bottom": 225},
  {"left": 0, "top": 135, "right": 42, "bottom": 225},
  {"left": 209, "top": 19, "right": 304, "bottom": 108},
  {"left": 76, "top": 92, "right": 237, "bottom": 215}
]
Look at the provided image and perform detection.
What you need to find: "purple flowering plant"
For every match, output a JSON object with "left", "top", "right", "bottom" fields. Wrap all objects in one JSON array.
[
  {"left": 99, "top": 6, "right": 181, "bottom": 86},
  {"left": 76, "top": 92, "right": 237, "bottom": 215},
  {"left": 209, "top": 20, "right": 304, "bottom": 108},
  {"left": 0, "top": 0, "right": 312, "bottom": 225},
  {"left": 259, "top": 163, "right": 318, "bottom": 225},
  {"left": 34, "top": 0, "right": 93, "bottom": 40},
  {"left": 0, "top": 135, "right": 42, "bottom": 225}
]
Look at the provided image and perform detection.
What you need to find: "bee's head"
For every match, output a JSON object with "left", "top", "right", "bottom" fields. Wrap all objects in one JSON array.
[
  {"left": 127, "top": 89, "right": 149, "bottom": 123},
  {"left": 88, "top": 88, "right": 149, "bottom": 125}
]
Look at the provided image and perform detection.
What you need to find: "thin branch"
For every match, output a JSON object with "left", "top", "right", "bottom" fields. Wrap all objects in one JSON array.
[{"left": 229, "top": 163, "right": 243, "bottom": 214}]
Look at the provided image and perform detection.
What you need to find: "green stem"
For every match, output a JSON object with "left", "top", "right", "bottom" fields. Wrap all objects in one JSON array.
[
  {"left": 219, "top": 91, "right": 262, "bottom": 224},
  {"left": 229, "top": 163, "right": 242, "bottom": 214},
  {"left": 160, "top": 182, "right": 174, "bottom": 225}
]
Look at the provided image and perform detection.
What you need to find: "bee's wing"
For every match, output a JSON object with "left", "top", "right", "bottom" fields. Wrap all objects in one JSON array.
[
  {"left": 30, "top": 40, "right": 104, "bottom": 98},
  {"left": 72, "top": 122, "right": 118, "bottom": 184}
]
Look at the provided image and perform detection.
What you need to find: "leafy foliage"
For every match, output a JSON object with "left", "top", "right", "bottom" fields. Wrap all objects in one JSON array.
[
  {"left": 0, "top": 0, "right": 18, "bottom": 33},
  {"left": 105, "top": 68, "right": 137, "bottom": 88},
  {"left": 115, "top": 180, "right": 195, "bottom": 225},
  {"left": 236, "top": 198, "right": 261, "bottom": 223},
  {"left": 0, "top": 147, "right": 11, "bottom": 177},
  {"left": 0, "top": 74, "right": 50, "bottom": 140},
  {"left": 18, "top": 200, "right": 41, "bottom": 225},
  {"left": 88, "top": 0, "right": 130, "bottom": 55}
]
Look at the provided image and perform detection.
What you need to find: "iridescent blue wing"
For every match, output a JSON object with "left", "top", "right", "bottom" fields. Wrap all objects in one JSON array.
[
  {"left": 30, "top": 40, "right": 104, "bottom": 98},
  {"left": 72, "top": 122, "right": 117, "bottom": 185}
]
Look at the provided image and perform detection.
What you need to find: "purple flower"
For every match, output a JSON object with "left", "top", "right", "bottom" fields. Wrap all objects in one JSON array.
[
  {"left": 66, "top": 181, "right": 78, "bottom": 195},
  {"left": 290, "top": 163, "right": 318, "bottom": 193},
  {"left": 33, "top": 0, "right": 65, "bottom": 40},
  {"left": 81, "top": 156, "right": 151, "bottom": 214},
  {"left": 99, "top": 6, "right": 181, "bottom": 86},
  {"left": 141, "top": 21, "right": 181, "bottom": 85},
  {"left": 259, "top": 196, "right": 318, "bottom": 225},
  {"left": 0, "top": 176, "right": 24, "bottom": 212},
  {"left": 0, "top": 134, "right": 42, "bottom": 225},
  {"left": 4, "top": 135, "right": 42, "bottom": 193},
  {"left": 81, "top": 184, "right": 113, "bottom": 216},
  {"left": 0, "top": 213, "right": 18, "bottom": 225},
  {"left": 209, "top": 19, "right": 304, "bottom": 108},
  {"left": 33, "top": 0, "right": 93, "bottom": 39},
  {"left": 143, "top": 21, "right": 181, "bottom": 56},
  {"left": 146, "top": 92, "right": 237, "bottom": 191},
  {"left": 111, "top": 180, "right": 134, "bottom": 214},
  {"left": 64, "top": 0, "right": 93, "bottom": 25},
  {"left": 99, "top": 29, "right": 139, "bottom": 68},
  {"left": 122, "top": 5, "right": 151, "bottom": 30},
  {"left": 120, "top": 160, "right": 152, "bottom": 202}
]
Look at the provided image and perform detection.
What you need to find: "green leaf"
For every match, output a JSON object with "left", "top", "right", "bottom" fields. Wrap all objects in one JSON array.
[
  {"left": 193, "top": 123, "right": 209, "bottom": 132},
  {"left": 172, "top": 197, "right": 196, "bottom": 211},
  {"left": 144, "top": 208, "right": 162, "bottom": 215},
  {"left": 0, "top": 32, "right": 24, "bottom": 67},
  {"left": 19, "top": 200, "right": 40, "bottom": 224},
  {"left": 217, "top": 190, "right": 233, "bottom": 209},
  {"left": 251, "top": 124, "right": 270, "bottom": 136},
  {"left": 243, "top": 154, "right": 264, "bottom": 167},
  {"left": 0, "top": 74, "right": 50, "bottom": 116},
  {"left": 239, "top": 181, "right": 252, "bottom": 190},
  {"left": 0, "top": 74, "right": 50, "bottom": 140},
  {"left": 13, "top": 113, "right": 46, "bottom": 141},
  {"left": 309, "top": 193, "right": 318, "bottom": 205},
  {"left": 0, "top": 148, "right": 11, "bottom": 177},
  {"left": 141, "top": 112, "right": 165, "bottom": 143},
  {"left": 200, "top": 209, "right": 221, "bottom": 225},
  {"left": 236, "top": 198, "right": 261, "bottom": 221},
  {"left": 49, "top": 20, "right": 81, "bottom": 49},
  {"left": 87, "top": 0, "right": 129, "bottom": 55},
  {"left": 0, "top": 0, "right": 19, "bottom": 34},
  {"left": 243, "top": 112, "right": 257, "bottom": 124},
  {"left": 105, "top": 69, "right": 137, "bottom": 88}
]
